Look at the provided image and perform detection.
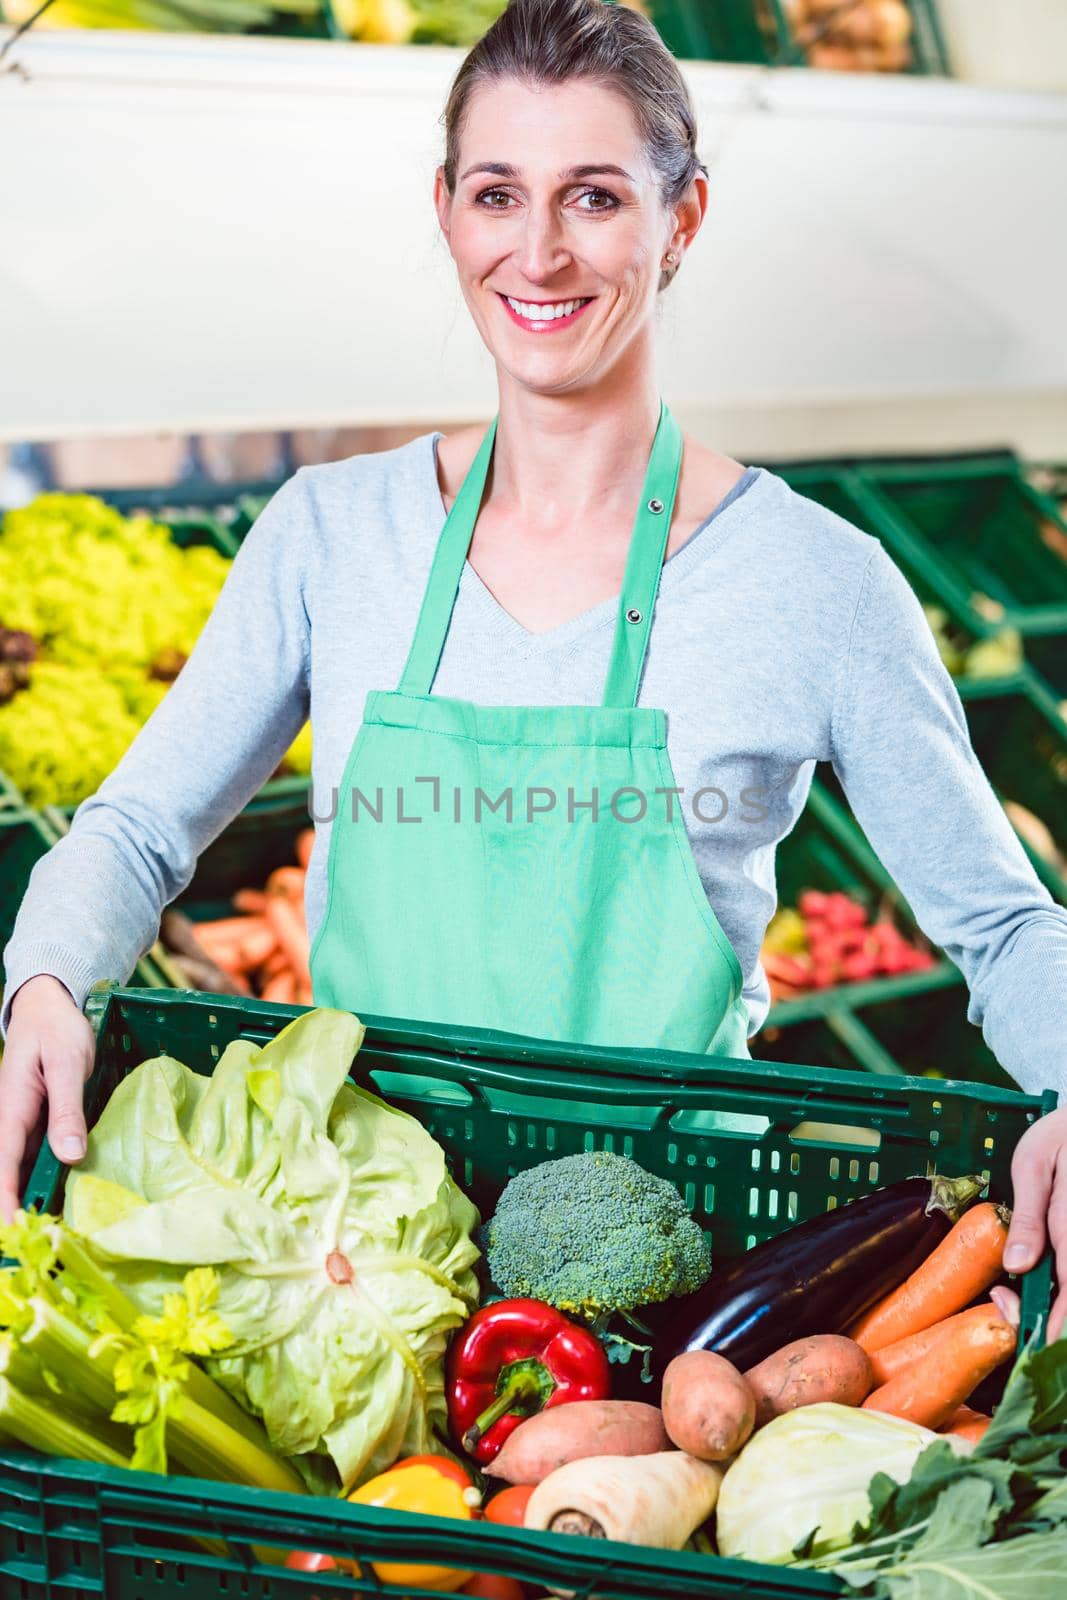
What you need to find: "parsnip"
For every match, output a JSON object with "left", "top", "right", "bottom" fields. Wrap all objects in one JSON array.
[{"left": 525, "top": 1450, "right": 722, "bottom": 1550}]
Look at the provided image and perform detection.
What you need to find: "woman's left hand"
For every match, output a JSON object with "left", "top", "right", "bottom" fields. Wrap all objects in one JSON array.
[{"left": 1003, "top": 1105, "right": 1067, "bottom": 1341}]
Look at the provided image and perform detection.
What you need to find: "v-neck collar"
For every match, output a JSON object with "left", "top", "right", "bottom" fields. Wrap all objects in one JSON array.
[{"left": 422, "top": 429, "right": 767, "bottom": 658}]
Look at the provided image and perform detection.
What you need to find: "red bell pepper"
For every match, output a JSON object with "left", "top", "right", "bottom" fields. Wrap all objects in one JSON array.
[{"left": 447, "top": 1297, "right": 611, "bottom": 1463}]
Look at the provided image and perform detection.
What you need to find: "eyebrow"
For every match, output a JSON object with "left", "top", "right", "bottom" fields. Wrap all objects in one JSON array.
[{"left": 459, "top": 162, "right": 635, "bottom": 183}]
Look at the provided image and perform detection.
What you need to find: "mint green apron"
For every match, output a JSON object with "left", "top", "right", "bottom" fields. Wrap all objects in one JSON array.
[{"left": 310, "top": 398, "right": 751, "bottom": 1059}]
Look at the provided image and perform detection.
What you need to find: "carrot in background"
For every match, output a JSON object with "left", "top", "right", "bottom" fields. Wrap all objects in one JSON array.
[
  {"left": 940, "top": 1404, "right": 992, "bottom": 1443},
  {"left": 849, "top": 1201, "right": 1010, "bottom": 1352},
  {"left": 862, "top": 1307, "right": 1015, "bottom": 1429},
  {"left": 261, "top": 972, "right": 298, "bottom": 1005},
  {"left": 265, "top": 894, "right": 311, "bottom": 985},
  {"left": 267, "top": 865, "right": 305, "bottom": 903},
  {"left": 868, "top": 1302, "right": 1002, "bottom": 1387},
  {"left": 296, "top": 829, "right": 314, "bottom": 871},
  {"left": 232, "top": 887, "right": 267, "bottom": 915}
]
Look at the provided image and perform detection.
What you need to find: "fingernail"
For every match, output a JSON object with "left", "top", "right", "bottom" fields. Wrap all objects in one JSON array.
[
  {"left": 1003, "top": 1244, "right": 1029, "bottom": 1271},
  {"left": 57, "top": 1136, "right": 85, "bottom": 1162}
]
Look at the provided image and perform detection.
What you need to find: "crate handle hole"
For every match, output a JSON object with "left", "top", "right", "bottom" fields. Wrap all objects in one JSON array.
[
  {"left": 788, "top": 1121, "right": 881, "bottom": 1150},
  {"left": 668, "top": 1109, "right": 771, "bottom": 1138}
]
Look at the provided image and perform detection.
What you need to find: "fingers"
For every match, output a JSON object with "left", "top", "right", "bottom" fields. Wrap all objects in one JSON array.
[
  {"left": 990, "top": 1284, "right": 1021, "bottom": 1329},
  {"left": 1004, "top": 1122, "right": 1055, "bottom": 1275},
  {"left": 0, "top": 1039, "right": 46, "bottom": 1224},
  {"left": 1045, "top": 1148, "right": 1067, "bottom": 1344},
  {"left": 44, "top": 1034, "right": 93, "bottom": 1168}
]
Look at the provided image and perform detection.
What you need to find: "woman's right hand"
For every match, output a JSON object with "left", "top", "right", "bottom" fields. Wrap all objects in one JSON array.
[{"left": 0, "top": 975, "right": 96, "bottom": 1222}]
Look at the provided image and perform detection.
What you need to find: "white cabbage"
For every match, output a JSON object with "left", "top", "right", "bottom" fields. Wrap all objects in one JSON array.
[{"left": 716, "top": 1401, "right": 971, "bottom": 1566}]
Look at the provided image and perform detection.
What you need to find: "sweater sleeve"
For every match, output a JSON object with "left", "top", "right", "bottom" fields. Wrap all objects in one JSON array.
[
  {"left": 1, "top": 472, "right": 313, "bottom": 1035},
  {"left": 829, "top": 544, "right": 1067, "bottom": 1101}
]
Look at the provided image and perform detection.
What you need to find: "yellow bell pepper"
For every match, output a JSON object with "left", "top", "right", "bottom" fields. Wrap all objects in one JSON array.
[{"left": 347, "top": 1461, "right": 477, "bottom": 1590}]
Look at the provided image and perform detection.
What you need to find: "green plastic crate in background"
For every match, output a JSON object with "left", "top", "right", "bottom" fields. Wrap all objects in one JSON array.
[
  {"left": 754, "top": 981, "right": 1014, "bottom": 1090},
  {"left": 174, "top": 779, "right": 311, "bottom": 925},
  {"left": 959, "top": 680, "right": 1067, "bottom": 905},
  {"left": 756, "top": 0, "right": 951, "bottom": 72},
  {"left": 0, "top": 811, "right": 166, "bottom": 998},
  {"left": 848, "top": 456, "right": 1067, "bottom": 639},
  {"left": 818, "top": 677, "right": 1067, "bottom": 909},
  {"left": 767, "top": 778, "right": 964, "bottom": 1027},
  {"left": 777, "top": 461, "right": 1067, "bottom": 699},
  {"left": 1, "top": 984, "right": 1054, "bottom": 1600},
  {"left": 652, "top": 0, "right": 949, "bottom": 72},
  {"left": 86, "top": 476, "right": 283, "bottom": 560}
]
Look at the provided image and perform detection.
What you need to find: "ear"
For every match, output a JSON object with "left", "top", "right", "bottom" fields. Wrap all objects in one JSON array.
[
  {"left": 667, "top": 171, "right": 709, "bottom": 259},
  {"left": 433, "top": 167, "right": 453, "bottom": 243}
]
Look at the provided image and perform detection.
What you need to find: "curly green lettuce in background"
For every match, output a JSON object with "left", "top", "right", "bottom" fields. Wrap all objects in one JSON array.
[
  {"left": 0, "top": 493, "right": 311, "bottom": 808},
  {"left": 63, "top": 1007, "right": 481, "bottom": 1492}
]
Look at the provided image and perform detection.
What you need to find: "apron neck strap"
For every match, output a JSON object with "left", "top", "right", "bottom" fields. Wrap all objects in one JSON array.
[
  {"left": 600, "top": 398, "right": 682, "bottom": 709},
  {"left": 399, "top": 399, "right": 683, "bottom": 709}
]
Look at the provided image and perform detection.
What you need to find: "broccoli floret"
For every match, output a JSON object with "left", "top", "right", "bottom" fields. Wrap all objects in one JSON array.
[{"left": 483, "top": 1150, "right": 711, "bottom": 1321}]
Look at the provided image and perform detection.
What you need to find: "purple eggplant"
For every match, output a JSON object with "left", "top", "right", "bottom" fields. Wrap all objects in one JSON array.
[{"left": 649, "top": 1173, "right": 984, "bottom": 1379}]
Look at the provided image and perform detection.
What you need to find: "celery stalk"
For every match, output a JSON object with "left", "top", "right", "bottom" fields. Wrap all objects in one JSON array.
[
  {"left": 55, "top": 1237, "right": 272, "bottom": 1452},
  {"left": 25, "top": 1298, "right": 304, "bottom": 1494},
  {"left": 0, "top": 1377, "right": 130, "bottom": 1469}
]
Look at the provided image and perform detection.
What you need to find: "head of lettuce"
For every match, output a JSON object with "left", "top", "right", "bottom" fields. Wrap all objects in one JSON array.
[{"left": 63, "top": 1008, "right": 481, "bottom": 1492}]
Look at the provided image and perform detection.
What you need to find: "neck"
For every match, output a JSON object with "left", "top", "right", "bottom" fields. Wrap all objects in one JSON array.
[{"left": 488, "top": 362, "right": 663, "bottom": 525}]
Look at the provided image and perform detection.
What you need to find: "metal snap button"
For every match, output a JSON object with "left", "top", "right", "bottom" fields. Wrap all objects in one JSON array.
[
  {"left": 647, "top": 497, "right": 665, "bottom": 514},
  {"left": 626, "top": 607, "right": 642, "bottom": 624}
]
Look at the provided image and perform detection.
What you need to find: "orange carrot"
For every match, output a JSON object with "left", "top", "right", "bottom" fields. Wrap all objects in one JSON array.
[
  {"left": 849, "top": 1201, "right": 1010, "bottom": 1352},
  {"left": 265, "top": 896, "right": 311, "bottom": 985},
  {"left": 238, "top": 922, "right": 279, "bottom": 969},
  {"left": 939, "top": 1405, "right": 992, "bottom": 1443},
  {"left": 190, "top": 936, "right": 247, "bottom": 976},
  {"left": 296, "top": 829, "right": 314, "bottom": 871},
  {"left": 257, "top": 948, "right": 290, "bottom": 983},
  {"left": 862, "top": 1308, "right": 1016, "bottom": 1429},
  {"left": 261, "top": 972, "right": 298, "bottom": 1005},
  {"left": 267, "top": 866, "right": 306, "bottom": 904},
  {"left": 295, "top": 981, "right": 313, "bottom": 1006},
  {"left": 192, "top": 916, "right": 262, "bottom": 943},
  {"left": 233, "top": 888, "right": 268, "bottom": 915},
  {"left": 868, "top": 1303, "right": 1001, "bottom": 1387}
]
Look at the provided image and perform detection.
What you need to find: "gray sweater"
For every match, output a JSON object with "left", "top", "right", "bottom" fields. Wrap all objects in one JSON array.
[{"left": 4, "top": 431, "right": 1066, "bottom": 1097}]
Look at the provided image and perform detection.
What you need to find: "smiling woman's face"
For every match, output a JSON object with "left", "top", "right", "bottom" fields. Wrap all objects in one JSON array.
[{"left": 435, "top": 76, "right": 684, "bottom": 393}]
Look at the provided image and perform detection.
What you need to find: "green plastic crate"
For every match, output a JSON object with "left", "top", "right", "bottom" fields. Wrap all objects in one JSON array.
[
  {"left": 757, "top": 0, "right": 950, "bottom": 72},
  {"left": 960, "top": 680, "right": 1067, "bottom": 905},
  {"left": 777, "top": 463, "right": 1067, "bottom": 699},
  {"left": 174, "top": 780, "right": 311, "bottom": 925},
  {"left": 1, "top": 984, "right": 1054, "bottom": 1600},
  {"left": 88, "top": 479, "right": 288, "bottom": 556},
  {"left": 755, "top": 982, "right": 1012, "bottom": 1089},
  {"left": 0, "top": 812, "right": 165, "bottom": 997},
  {"left": 767, "top": 779, "right": 960, "bottom": 1027},
  {"left": 818, "top": 676, "right": 1067, "bottom": 909},
  {"left": 652, "top": 0, "right": 948, "bottom": 71},
  {"left": 849, "top": 457, "right": 1067, "bottom": 638}
]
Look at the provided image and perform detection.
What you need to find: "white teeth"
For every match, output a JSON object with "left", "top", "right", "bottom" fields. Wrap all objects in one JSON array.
[{"left": 505, "top": 296, "right": 589, "bottom": 321}]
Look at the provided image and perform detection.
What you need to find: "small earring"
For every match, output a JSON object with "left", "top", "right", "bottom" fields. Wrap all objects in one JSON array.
[{"left": 665, "top": 251, "right": 678, "bottom": 264}]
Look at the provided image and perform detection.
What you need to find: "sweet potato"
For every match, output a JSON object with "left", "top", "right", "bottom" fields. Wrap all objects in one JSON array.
[
  {"left": 744, "top": 1336, "right": 874, "bottom": 1427},
  {"left": 484, "top": 1400, "right": 669, "bottom": 1485},
  {"left": 661, "top": 1350, "right": 756, "bottom": 1460}
]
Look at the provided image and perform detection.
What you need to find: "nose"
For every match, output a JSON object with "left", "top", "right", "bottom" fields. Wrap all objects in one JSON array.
[{"left": 514, "top": 198, "right": 572, "bottom": 284}]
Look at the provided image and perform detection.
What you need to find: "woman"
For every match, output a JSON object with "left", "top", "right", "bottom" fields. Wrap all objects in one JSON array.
[{"left": 2, "top": 0, "right": 1065, "bottom": 1327}]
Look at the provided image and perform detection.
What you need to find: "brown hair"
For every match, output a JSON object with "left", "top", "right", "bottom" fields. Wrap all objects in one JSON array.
[{"left": 440, "top": 0, "right": 707, "bottom": 286}]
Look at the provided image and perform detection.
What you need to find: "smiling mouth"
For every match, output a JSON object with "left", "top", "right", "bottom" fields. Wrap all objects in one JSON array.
[{"left": 496, "top": 292, "right": 595, "bottom": 330}]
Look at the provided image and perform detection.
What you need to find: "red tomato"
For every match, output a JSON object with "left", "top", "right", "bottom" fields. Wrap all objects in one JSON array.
[
  {"left": 462, "top": 1578, "right": 525, "bottom": 1600},
  {"left": 392, "top": 1453, "right": 475, "bottom": 1489},
  {"left": 283, "top": 1553, "right": 338, "bottom": 1572},
  {"left": 483, "top": 1485, "right": 535, "bottom": 1527}
]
